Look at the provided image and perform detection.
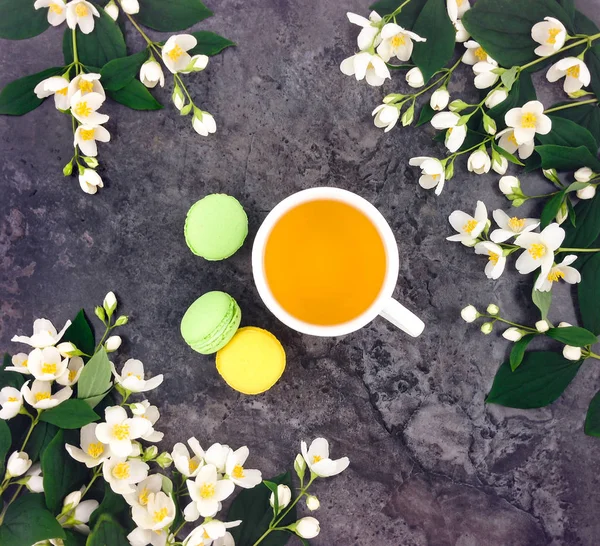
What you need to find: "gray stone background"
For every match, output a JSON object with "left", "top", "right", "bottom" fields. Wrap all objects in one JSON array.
[{"left": 2, "top": 0, "right": 600, "bottom": 544}]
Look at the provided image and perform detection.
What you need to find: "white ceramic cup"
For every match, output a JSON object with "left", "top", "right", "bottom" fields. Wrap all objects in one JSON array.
[{"left": 252, "top": 187, "right": 425, "bottom": 338}]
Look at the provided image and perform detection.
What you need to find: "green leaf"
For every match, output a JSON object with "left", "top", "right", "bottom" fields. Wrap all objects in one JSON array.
[
  {"left": 27, "top": 421, "right": 59, "bottom": 462},
  {"left": 100, "top": 50, "right": 150, "bottom": 92},
  {"left": 0, "top": 67, "right": 65, "bottom": 116},
  {"left": 61, "top": 309, "right": 95, "bottom": 358},
  {"left": 486, "top": 351, "right": 581, "bottom": 408},
  {"left": 107, "top": 79, "right": 163, "bottom": 110},
  {"left": 411, "top": 0, "right": 455, "bottom": 82},
  {"left": 0, "top": 419, "right": 11, "bottom": 477},
  {"left": 492, "top": 142, "right": 524, "bottom": 166},
  {"left": 510, "top": 334, "right": 535, "bottom": 371},
  {"left": 369, "top": 0, "right": 429, "bottom": 28},
  {"left": 0, "top": 493, "right": 65, "bottom": 546},
  {"left": 228, "top": 472, "right": 296, "bottom": 546},
  {"left": 77, "top": 348, "right": 112, "bottom": 403},
  {"left": 584, "top": 390, "right": 600, "bottom": 437},
  {"left": 540, "top": 191, "right": 566, "bottom": 229},
  {"left": 562, "top": 193, "right": 600, "bottom": 249},
  {"left": 462, "top": 0, "right": 572, "bottom": 67},
  {"left": 42, "top": 430, "right": 88, "bottom": 514},
  {"left": 537, "top": 116, "right": 598, "bottom": 156},
  {"left": 188, "top": 31, "right": 236, "bottom": 56},
  {"left": 40, "top": 399, "right": 99, "bottom": 429},
  {"left": 82, "top": 389, "right": 112, "bottom": 409},
  {"left": 416, "top": 102, "right": 436, "bottom": 127},
  {"left": 501, "top": 66, "right": 519, "bottom": 91},
  {"left": 535, "top": 144, "right": 600, "bottom": 172},
  {"left": 89, "top": 483, "right": 131, "bottom": 529},
  {"left": 532, "top": 287, "right": 552, "bottom": 320},
  {"left": 548, "top": 102, "right": 600, "bottom": 146},
  {"left": 136, "top": 0, "right": 212, "bottom": 32},
  {"left": 62, "top": 7, "right": 126, "bottom": 67},
  {"left": 545, "top": 326, "right": 598, "bottom": 347},
  {"left": 0, "top": 0, "right": 50, "bottom": 40},
  {"left": 63, "top": 529, "right": 87, "bottom": 546},
  {"left": 586, "top": 45, "right": 600, "bottom": 101},
  {"left": 87, "top": 514, "right": 130, "bottom": 546},
  {"left": 579, "top": 253, "right": 600, "bottom": 335}
]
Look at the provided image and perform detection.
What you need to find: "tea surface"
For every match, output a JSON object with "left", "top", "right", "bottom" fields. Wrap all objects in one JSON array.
[{"left": 264, "top": 199, "right": 387, "bottom": 325}]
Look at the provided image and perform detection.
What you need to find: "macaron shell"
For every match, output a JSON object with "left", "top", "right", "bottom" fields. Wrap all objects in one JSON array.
[
  {"left": 216, "top": 327, "right": 286, "bottom": 395},
  {"left": 191, "top": 300, "right": 241, "bottom": 354},
  {"left": 184, "top": 194, "right": 248, "bottom": 261}
]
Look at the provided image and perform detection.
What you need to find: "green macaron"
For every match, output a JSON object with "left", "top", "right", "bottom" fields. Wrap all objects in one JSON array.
[
  {"left": 184, "top": 194, "right": 248, "bottom": 261},
  {"left": 180, "top": 291, "right": 242, "bottom": 355}
]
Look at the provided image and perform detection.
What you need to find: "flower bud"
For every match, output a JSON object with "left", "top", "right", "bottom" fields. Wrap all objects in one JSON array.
[
  {"left": 492, "top": 155, "right": 507, "bottom": 175},
  {"left": 105, "top": 335, "right": 122, "bottom": 352},
  {"left": 576, "top": 184, "right": 596, "bottom": 200},
  {"left": 574, "top": 167, "right": 594, "bottom": 183},
  {"left": 401, "top": 103, "right": 415, "bottom": 126},
  {"left": 306, "top": 495, "right": 320, "bottom": 511},
  {"left": 83, "top": 156, "right": 99, "bottom": 169},
  {"left": 555, "top": 201, "right": 568, "bottom": 225},
  {"left": 535, "top": 320, "right": 550, "bottom": 333},
  {"left": 143, "top": 445, "right": 159, "bottom": 461},
  {"left": 121, "top": 0, "right": 140, "bottom": 15},
  {"left": 498, "top": 175, "right": 520, "bottom": 195},
  {"left": 105, "top": 0, "right": 119, "bottom": 20},
  {"left": 406, "top": 67, "right": 424, "bottom": 88},
  {"left": 172, "top": 84, "right": 185, "bottom": 111},
  {"left": 467, "top": 149, "right": 491, "bottom": 175},
  {"left": 484, "top": 88, "right": 508, "bottom": 109},
  {"left": 95, "top": 305, "right": 106, "bottom": 323},
  {"left": 156, "top": 452, "right": 173, "bottom": 469},
  {"left": 480, "top": 322, "right": 493, "bottom": 335},
  {"left": 543, "top": 168, "right": 561, "bottom": 185},
  {"left": 461, "top": 305, "right": 478, "bottom": 323},
  {"left": 6, "top": 451, "right": 32, "bottom": 478},
  {"left": 103, "top": 291, "right": 117, "bottom": 316},
  {"left": 184, "top": 54, "right": 209, "bottom": 73},
  {"left": 57, "top": 341, "right": 78, "bottom": 357},
  {"left": 430, "top": 88, "right": 450, "bottom": 111},
  {"left": 563, "top": 345, "right": 582, "bottom": 361},
  {"left": 114, "top": 315, "right": 129, "bottom": 326},
  {"left": 292, "top": 517, "right": 320, "bottom": 539},
  {"left": 383, "top": 93, "right": 404, "bottom": 104},
  {"left": 294, "top": 453, "right": 306, "bottom": 480},
  {"left": 63, "top": 160, "right": 73, "bottom": 177},
  {"left": 558, "top": 322, "right": 572, "bottom": 328},
  {"left": 448, "top": 99, "right": 468, "bottom": 112},
  {"left": 63, "top": 490, "right": 83, "bottom": 511},
  {"left": 454, "top": 19, "right": 470, "bottom": 42},
  {"left": 269, "top": 484, "right": 292, "bottom": 511},
  {"left": 25, "top": 463, "right": 43, "bottom": 493},
  {"left": 502, "top": 327, "right": 524, "bottom": 342},
  {"left": 486, "top": 304, "right": 499, "bottom": 315},
  {"left": 130, "top": 402, "right": 145, "bottom": 415}
]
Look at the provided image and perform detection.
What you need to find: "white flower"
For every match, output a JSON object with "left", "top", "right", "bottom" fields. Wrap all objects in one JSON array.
[
  {"left": 490, "top": 210, "right": 539, "bottom": 243},
  {"left": 127, "top": 527, "right": 168, "bottom": 546},
  {"left": 184, "top": 464, "right": 236, "bottom": 520},
  {"left": 547, "top": 57, "right": 591, "bottom": 94},
  {"left": 574, "top": 167, "right": 595, "bottom": 182},
  {"left": 498, "top": 175, "right": 521, "bottom": 195},
  {"left": 496, "top": 128, "right": 535, "bottom": 160},
  {"left": 535, "top": 254, "right": 581, "bottom": 292},
  {"left": 181, "top": 54, "right": 209, "bottom": 74},
  {"left": 104, "top": 291, "right": 117, "bottom": 312},
  {"left": 95, "top": 406, "right": 151, "bottom": 458},
  {"left": 485, "top": 88, "right": 508, "bottom": 109},
  {"left": 376, "top": 23, "right": 426, "bottom": 62},
  {"left": 103, "top": 457, "right": 149, "bottom": 495},
  {"left": 140, "top": 60, "right": 165, "bottom": 89},
  {"left": 79, "top": 169, "right": 104, "bottom": 195},
  {"left": 467, "top": 149, "right": 491, "bottom": 174},
  {"left": 192, "top": 110, "right": 217, "bottom": 136},
  {"left": 460, "top": 305, "right": 478, "bottom": 323},
  {"left": 505, "top": 100, "right": 552, "bottom": 145},
  {"left": 130, "top": 400, "right": 163, "bottom": 442},
  {"left": 33, "top": 76, "right": 69, "bottom": 110},
  {"left": 294, "top": 517, "right": 320, "bottom": 539},
  {"left": 104, "top": 0, "right": 119, "bottom": 20},
  {"left": 124, "top": 474, "right": 163, "bottom": 508},
  {"left": 225, "top": 446, "right": 262, "bottom": 489},
  {"left": 121, "top": 0, "right": 139, "bottom": 14},
  {"left": 66, "top": 0, "right": 100, "bottom": 34},
  {"left": 301, "top": 438, "right": 349, "bottom": 478},
  {"left": 70, "top": 499, "right": 98, "bottom": 534},
  {"left": 577, "top": 185, "right": 596, "bottom": 200},
  {"left": 346, "top": 11, "right": 382, "bottom": 50},
  {"left": 462, "top": 40, "right": 492, "bottom": 65},
  {"left": 340, "top": 52, "right": 391, "bottom": 86},
  {"left": 5, "top": 353, "right": 31, "bottom": 375},
  {"left": 454, "top": 19, "right": 470, "bottom": 42},
  {"left": 405, "top": 67, "right": 424, "bottom": 88},
  {"left": 447, "top": 0, "right": 470, "bottom": 22},
  {"left": 473, "top": 60, "right": 500, "bottom": 89},
  {"left": 25, "top": 463, "right": 44, "bottom": 493},
  {"left": 447, "top": 201, "right": 487, "bottom": 246},
  {"left": 492, "top": 155, "right": 507, "bottom": 175},
  {"left": 474, "top": 241, "right": 506, "bottom": 280},
  {"left": 111, "top": 359, "right": 163, "bottom": 393},
  {"left": 431, "top": 111, "right": 467, "bottom": 153},
  {"left": 34, "top": 0, "right": 67, "bottom": 26},
  {"left": 563, "top": 345, "right": 582, "bottom": 361},
  {"left": 162, "top": 34, "right": 197, "bottom": 74},
  {"left": 74, "top": 125, "right": 110, "bottom": 158},
  {"left": 63, "top": 489, "right": 83, "bottom": 511},
  {"left": 409, "top": 156, "right": 445, "bottom": 195},
  {"left": 6, "top": 451, "right": 32, "bottom": 478},
  {"left": 132, "top": 491, "right": 175, "bottom": 531},
  {"left": 306, "top": 495, "right": 320, "bottom": 511},
  {"left": 12, "top": 318, "right": 71, "bottom": 349},
  {"left": 503, "top": 327, "right": 524, "bottom": 342},
  {"left": 172, "top": 438, "right": 205, "bottom": 477},
  {"left": 536, "top": 320, "right": 550, "bottom": 333},
  {"left": 105, "top": 335, "right": 122, "bottom": 353},
  {"left": 204, "top": 443, "right": 231, "bottom": 473},
  {"left": 514, "top": 223, "right": 565, "bottom": 277},
  {"left": 56, "top": 341, "right": 78, "bottom": 357},
  {"left": 430, "top": 88, "right": 450, "bottom": 111},
  {"left": 185, "top": 520, "right": 241, "bottom": 546},
  {"left": 55, "top": 356, "right": 84, "bottom": 387},
  {"left": 27, "top": 346, "right": 68, "bottom": 381},
  {"left": 372, "top": 104, "right": 400, "bottom": 132},
  {"left": 213, "top": 532, "right": 236, "bottom": 546},
  {"left": 71, "top": 90, "right": 108, "bottom": 126},
  {"left": 531, "top": 17, "right": 567, "bottom": 57},
  {"left": 269, "top": 484, "right": 292, "bottom": 510},
  {"left": 66, "top": 423, "right": 112, "bottom": 468},
  {"left": 21, "top": 380, "right": 72, "bottom": 409},
  {"left": 68, "top": 73, "right": 105, "bottom": 102},
  {"left": 0, "top": 387, "right": 22, "bottom": 420}
]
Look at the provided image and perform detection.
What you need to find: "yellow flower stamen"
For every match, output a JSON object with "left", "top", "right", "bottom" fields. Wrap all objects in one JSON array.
[
  {"left": 391, "top": 34, "right": 406, "bottom": 48},
  {"left": 168, "top": 44, "right": 185, "bottom": 62},
  {"left": 462, "top": 219, "right": 478, "bottom": 234},
  {"left": 153, "top": 508, "right": 168, "bottom": 523},
  {"left": 80, "top": 128, "right": 96, "bottom": 141},
  {"left": 68, "top": 369, "right": 77, "bottom": 382},
  {"left": 139, "top": 488, "right": 150, "bottom": 505},
  {"left": 566, "top": 64, "right": 580, "bottom": 79},
  {"left": 312, "top": 455, "right": 323, "bottom": 464},
  {"left": 431, "top": 173, "right": 440, "bottom": 181},
  {"left": 521, "top": 113, "right": 537, "bottom": 129},
  {"left": 189, "top": 459, "right": 199, "bottom": 474},
  {"left": 474, "top": 47, "right": 487, "bottom": 61},
  {"left": 87, "top": 442, "right": 104, "bottom": 458},
  {"left": 74, "top": 101, "right": 92, "bottom": 118},
  {"left": 127, "top": 372, "right": 142, "bottom": 380},
  {"left": 547, "top": 269, "right": 565, "bottom": 282},
  {"left": 199, "top": 484, "right": 216, "bottom": 499},
  {"left": 112, "top": 462, "right": 130, "bottom": 480},
  {"left": 508, "top": 217, "right": 525, "bottom": 231},
  {"left": 56, "top": 87, "right": 68, "bottom": 96},
  {"left": 113, "top": 423, "right": 130, "bottom": 440},
  {"left": 7, "top": 397, "right": 19, "bottom": 402},
  {"left": 49, "top": 3, "right": 63, "bottom": 14},
  {"left": 79, "top": 80, "right": 94, "bottom": 93},
  {"left": 507, "top": 133, "right": 518, "bottom": 147},
  {"left": 232, "top": 464, "right": 245, "bottom": 479},
  {"left": 41, "top": 363, "right": 57, "bottom": 375},
  {"left": 546, "top": 28, "right": 561, "bottom": 44},
  {"left": 488, "top": 251, "right": 500, "bottom": 265},
  {"left": 528, "top": 243, "right": 546, "bottom": 259},
  {"left": 75, "top": 3, "right": 89, "bottom": 17},
  {"left": 35, "top": 392, "right": 51, "bottom": 402}
]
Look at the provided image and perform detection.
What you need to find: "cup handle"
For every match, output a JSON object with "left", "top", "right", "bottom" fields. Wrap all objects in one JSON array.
[{"left": 379, "top": 297, "right": 425, "bottom": 337}]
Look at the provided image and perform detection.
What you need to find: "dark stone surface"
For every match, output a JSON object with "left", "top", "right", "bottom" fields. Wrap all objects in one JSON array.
[{"left": 2, "top": 0, "right": 600, "bottom": 544}]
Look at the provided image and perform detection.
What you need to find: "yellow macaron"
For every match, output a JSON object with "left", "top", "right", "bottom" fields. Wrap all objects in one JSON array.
[{"left": 216, "top": 327, "right": 286, "bottom": 395}]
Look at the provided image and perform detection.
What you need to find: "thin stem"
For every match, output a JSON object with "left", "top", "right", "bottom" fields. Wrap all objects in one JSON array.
[
  {"left": 387, "top": 0, "right": 412, "bottom": 20},
  {"left": 520, "top": 33, "right": 600, "bottom": 71},
  {"left": 587, "top": 351, "right": 600, "bottom": 360},
  {"left": 528, "top": 191, "right": 560, "bottom": 199},
  {"left": 21, "top": 415, "right": 39, "bottom": 452},
  {"left": 558, "top": 247, "right": 600, "bottom": 252},
  {"left": 0, "top": 484, "right": 24, "bottom": 523},
  {"left": 544, "top": 98, "right": 599, "bottom": 113},
  {"left": 173, "top": 521, "right": 186, "bottom": 538},
  {"left": 447, "top": 136, "right": 494, "bottom": 161},
  {"left": 174, "top": 74, "right": 194, "bottom": 105},
  {"left": 95, "top": 316, "right": 113, "bottom": 353},
  {"left": 482, "top": 315, "right": 537, "bottom": 333},
  {"left": 72, "top": 29, "right": 80, "bottom": 70}
]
